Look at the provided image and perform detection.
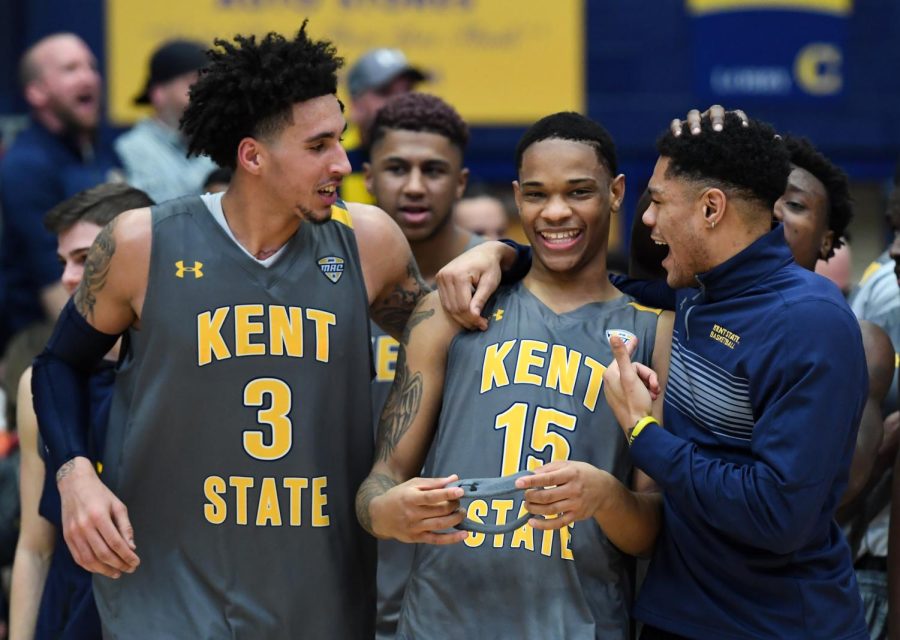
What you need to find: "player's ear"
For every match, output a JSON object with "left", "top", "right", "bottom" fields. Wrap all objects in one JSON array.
[
  {"left": 819, "top": 229, "right": 835, "bottom": 260},
  {"left": 610, "top": 174, "right": 626, "bottom": 214},
  {"left": 236, "top": 137, "right": 264, "bottom": 176},
  {"left": 701, "top": 188, "right": 726, "bottom": 229},
  {"left": 512, "top": 180, "right": 523, "bottom": 213},
  {"left": 456, "top": 167, "right": 469, "bottom": 200}
]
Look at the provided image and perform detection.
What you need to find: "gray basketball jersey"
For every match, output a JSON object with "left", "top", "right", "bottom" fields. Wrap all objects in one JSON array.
[
  {"left": 97, "top": 197, "right": 375, "bottom": 639},
  {"left": 398, "top": 282, "right": 661, "bottom": 640},
  {"left": 370, "top": 232, "right": 484, "bottom": 640}
]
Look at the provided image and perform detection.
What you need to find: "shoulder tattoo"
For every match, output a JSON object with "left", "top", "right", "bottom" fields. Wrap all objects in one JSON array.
[{"left": 74, "top": 218, "right": 118, "bottom": 321}]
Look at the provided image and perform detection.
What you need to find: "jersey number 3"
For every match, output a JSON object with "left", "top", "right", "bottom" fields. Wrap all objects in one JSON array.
[{"left": 242, "top": 378, "right": 293, "bottom": 460}]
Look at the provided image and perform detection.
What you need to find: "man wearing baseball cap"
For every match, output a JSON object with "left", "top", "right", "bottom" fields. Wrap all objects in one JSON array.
[
  {"left": 115, "top": 39, "right": 216, "bottom": 203},
  {"left": 342, "top": 47, "right": 428, "bottom": 203}
]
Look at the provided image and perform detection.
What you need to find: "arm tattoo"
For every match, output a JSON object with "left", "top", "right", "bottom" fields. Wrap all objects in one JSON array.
[
  {"left": 356, "top": 472, "right": 397, "bottom": 535},
  {"left": 56, "top": 459, "right": 75, "bottom": 484},
  {"left": 372, "top": 259, "right": 431, "bottom": 339},
  {"left": 74, "top": 218, "right": 117, "bottom": 321},
  {"left": 374, "top": 308, "right": 434, "bottom": 462}
]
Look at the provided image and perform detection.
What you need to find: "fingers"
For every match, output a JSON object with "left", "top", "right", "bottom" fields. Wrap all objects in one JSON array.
[
  {"left": 633, "top": 362, "right": 660, "bottom": 397},
  {"left": 111, "top": 500, "right": 137, "bottom": 551},
  {"left": 686, "top": 109, "right": 702, "bottom": 135},
  {"left": 734, "top": 108, "right": 749, "bottom": 127},
  {"left": 97, "top": 510, "right": 140, "bottom": 571},
  {"left": 708, "top": 104, "right": 725, "bottom": 131},
  {"left": 608, "top": 335, "right": 636, "bottom": 381},
  {"left": 416, "top": 529, "right": 470, "bottom": 545},
  {"left": 436, "top": 271, "right": 476, "bottom": 329},
  {"left": 64, "top": 528, "right": 119, "bottom": 578},
  {"left": 529, "top": 513, "right": 576, "bottom": 531},
  {"left": 469, "top": 273, "right": 499, "bottom": 331},
  {"left": 670, "top": 118, "right": 684, "bottom": 137}
]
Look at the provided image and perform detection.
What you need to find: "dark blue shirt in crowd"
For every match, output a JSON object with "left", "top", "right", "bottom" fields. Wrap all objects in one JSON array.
[
  {"left": 36, "top": 360, "right": 114, "bottom": 640},
  {"left": 0, "top": 118, "right": 120, "bottom": 351}
]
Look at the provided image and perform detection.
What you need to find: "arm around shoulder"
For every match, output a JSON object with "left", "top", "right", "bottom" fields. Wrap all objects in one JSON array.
[{"left": 348, "top": 202, "right": 428, "bottom": 341}]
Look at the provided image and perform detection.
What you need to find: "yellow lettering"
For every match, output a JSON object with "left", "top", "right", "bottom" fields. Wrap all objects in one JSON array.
[
  {"left": 582, "top": 357, "right": 606, "bottom": 411},
  {"left": 312, "top": 476, "right": 330, "bottom": 527},
  {"left": 540, "top": 519, "right": 557, "bottom": 557},
  {"left": 375, "top": 336, "right": 399, "bottom": 382},
  {"left": 203, "top": 475, "right": 226, "bottom": 524},
  {"left": 514, "top": 340, "right": 547, "bottom": 386},
  {"left": 464, "top": 500, "right": 488, "bottom": 547},
  {"left": 306, "top": 309, "right": 335, "bottom": 362},
  {"left": 269, "top": 306, "right": 303, "bottom": 357},
  {"left": 509, "top": 503, "right": 534, "bottom": 551},
  {"left": 229, "top": 476, "right": 254, "bottom": 525},
  {"left": 255, "top": 477, "right": 282, "bottom": 526},
  {"left": 197, "top": 307, "right": 230, "bottom": 366},
  {"left": 283, "top": 477, "right": 309, "bottom": 526},
  {"left": 235, "top": 304, "right": 265, "bottom": 357},
  {"left": 560, "top": 523, "right": 574, "bottom": 560},
  {"left": 480, "top": 340, "right": 516, "bottom": 393},
  {"left": 492, "top": 499, "right": 515, "bottom": 548},
  {"left": 546, "top": 345, "right": 581, "bottom": 396}
]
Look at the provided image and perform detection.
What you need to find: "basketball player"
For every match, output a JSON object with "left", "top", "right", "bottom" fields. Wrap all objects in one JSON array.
[
  {"left": 31, "top": 25, "right": 428, "bottom": 638},
  {"left": 357, "top": 112, "right": 673, "bottom": 640},
  {"left": 363, "top": 92, "right": 482, "bottom": 638},
  {"left": 10, "top": 183, "right": 152, "bottom": 640}
]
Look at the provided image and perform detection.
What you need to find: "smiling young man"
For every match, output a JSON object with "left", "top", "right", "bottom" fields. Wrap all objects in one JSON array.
[
  {"left": 599, "top": 115, "right": 869, "bottom": 639},
  {"left": 31, "top": 25, "right": 427, "bottom": 638},
  {"left": 363, "top": 92, "right": 482, "bottom": 639},
  {"left": 357, "top": 112, "right": 672, "bottom": 640}
]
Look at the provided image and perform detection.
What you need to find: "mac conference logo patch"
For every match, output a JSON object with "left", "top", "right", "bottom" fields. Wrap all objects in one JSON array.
[
  {"left": 605, "top": 329, "right": 637, "bottom": 345},
  {"left": 318, "top": 256, "right": 345, "bottom": 284}
]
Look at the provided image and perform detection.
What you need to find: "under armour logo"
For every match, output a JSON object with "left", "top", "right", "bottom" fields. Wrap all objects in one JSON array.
[
  {"left": 175, "top": 260, "right": 204, "bottom": 279},
  {"left": 492, "top": 309, "right": 504, "bottom": 321}
]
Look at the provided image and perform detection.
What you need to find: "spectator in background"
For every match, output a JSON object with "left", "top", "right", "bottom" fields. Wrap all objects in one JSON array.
[
  {"left": 342, "top": 48, "right": 428, "bottom": 203},
  {"left": 452, "top": 183, "right": 510, "bottom": 240},
  {"left": 115, "top": 40, "right": 216, "bottom": 203},
  {"left": 0, "top": 33, "right": 121, "bottom": 354}
]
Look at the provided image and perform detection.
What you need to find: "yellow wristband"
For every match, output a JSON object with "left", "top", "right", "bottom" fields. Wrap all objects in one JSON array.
[{"left": 629, "top": 416, "right": 659, "bottom": 445}]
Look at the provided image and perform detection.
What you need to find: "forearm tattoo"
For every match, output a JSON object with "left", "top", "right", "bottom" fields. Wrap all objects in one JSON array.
[
  {"left": 74, "top": 218, "right": 117, "bottom": 321},
  {"left": 356, "top": 472, "right": 397, "bottom": 535},
  {"left": 374, "top": 308, "right": 434, "bottom": 463},
  {"left": 372, "top": 259, "right": 431, "bottom": 340}
]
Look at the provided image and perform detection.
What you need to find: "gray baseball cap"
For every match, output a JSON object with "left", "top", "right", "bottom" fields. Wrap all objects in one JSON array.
[{"left": 346, "top": 48, "right": 428, "bottom": 98}]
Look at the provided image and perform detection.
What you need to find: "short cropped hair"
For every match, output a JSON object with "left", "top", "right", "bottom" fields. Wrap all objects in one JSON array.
[
  {"left": 657, "top": 113, "right": 791, "bottom": 210},
  {"left": 515, "top": 112, "right": 618, "bottom": 177},
  {"left": 181, "top": 22, "right": 343, "bottom": 169},
  {"left": 369, "top": 92, "right": 469, "bottom": 153},
  {"left": 44, "top": 183, "right": 153, "bottom": 235},
  {"left": 783, "top": 135, "right": 852, "bottom": 254}
]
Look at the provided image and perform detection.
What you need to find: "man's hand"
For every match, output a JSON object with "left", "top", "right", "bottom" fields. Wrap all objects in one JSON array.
[
  {"left": 603, "top": 335, "right": 660, "bottom": 436},
  {"left": 369, "top": 475, "right": 469, "bottom": 545},
  {"left": 671, "top": 105, "right": 749, "bottom": 136},
  {"left": 436, "top": 241, "right": 517, "bottom": 331},
  {"left": 516, "top": 460, "right": 612, "bottom": 529},
  {"left": 57, "top": 456, "right": 139, "bottom": 578}
]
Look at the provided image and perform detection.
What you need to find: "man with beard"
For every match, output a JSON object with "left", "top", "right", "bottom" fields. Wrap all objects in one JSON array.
[{"left": 0, "top": 33, "right": 121, "bottom": 352}]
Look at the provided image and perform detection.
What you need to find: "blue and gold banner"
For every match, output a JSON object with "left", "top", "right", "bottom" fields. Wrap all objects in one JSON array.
[{"left": 687, "top": 0, "right": 851, "bottom": 101}]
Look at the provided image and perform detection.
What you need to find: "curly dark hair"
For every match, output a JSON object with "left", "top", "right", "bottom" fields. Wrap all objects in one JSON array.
[
  {"left": 783, "top": 135, "right": 852, "bottom": 255},
  {"left": 181, "top": 22, "right": 343, "bottom": 169},
  {"left": 657, "top": 113, "right": 790, "bottom": 211},
  {"left": 515, "top": 112, "right": 618, "bottom": 177},
  {"left": 369, "top": 92, "right": 469, "bottom": 152}
]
